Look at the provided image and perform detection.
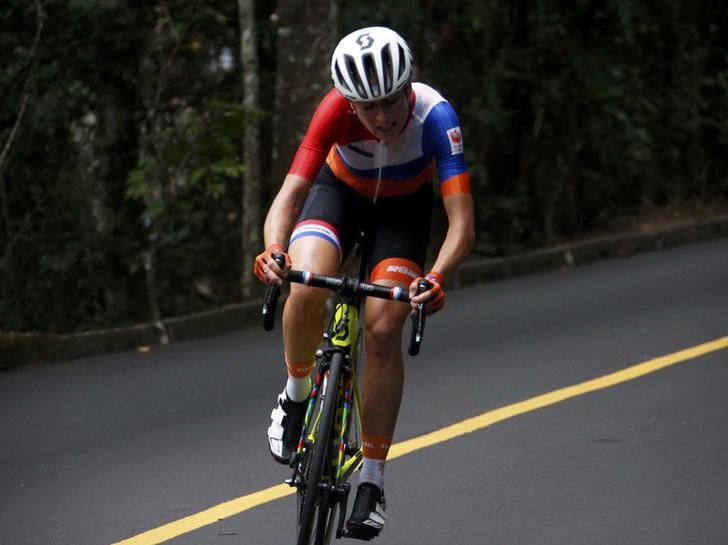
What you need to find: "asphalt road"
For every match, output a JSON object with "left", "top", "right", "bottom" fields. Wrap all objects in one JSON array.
[{"left": 1, "top": 239, "right": 727, "bottom": 545}]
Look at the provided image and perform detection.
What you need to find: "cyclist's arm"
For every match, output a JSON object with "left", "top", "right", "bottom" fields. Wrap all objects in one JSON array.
[
  {"left": 421, "top": 99, "right": 475, "bottom": 284},
  {"left": 429, "top": 191, "right": 475, "bottom": 284},
  {"left": 263, "top": 173, "right": 313, "bottom": 250}
]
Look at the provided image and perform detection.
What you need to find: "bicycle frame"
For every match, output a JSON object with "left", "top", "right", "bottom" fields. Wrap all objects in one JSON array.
[
  {"left": 298, "top": 268, "right": 376, "bottom": 544},
  {"left": 262, "top": 240, "right": 430, "bottom": 544},
  {"left": 296, "top": 298, "right": 363, "bottom": 474}
]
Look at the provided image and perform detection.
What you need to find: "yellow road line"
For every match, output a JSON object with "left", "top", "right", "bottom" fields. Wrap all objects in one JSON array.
[
  {"left": 390, "top": 335, "right": 728, "bottom": 459},
  {"left": 112, "top": 335, "right": 728, "bottom": 545},
  {"left": 112, "top": 484, "right": 295, "bottom": 545}
]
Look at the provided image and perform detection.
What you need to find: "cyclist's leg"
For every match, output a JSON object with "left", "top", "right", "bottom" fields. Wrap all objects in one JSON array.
[
  {"left": 347, "top": 183, "right": 432, "bottom": 538},
  {"left": 360, "top": 265, "right": 416, "bottom": 475},
  {"left": 283, "top": 170, "right": 359, "bottom": 396},
  {"left": 268, "top": 172, "right": 358, "bottom": 463},
  {"left": 283, "top": 235, "right": 339, "bottom": 392},
  {"left": 359, "top": 181, "right": 433, "bottom": 478},
  {"left": 346, "top": 269, "right": 412, "bottom": 539}
]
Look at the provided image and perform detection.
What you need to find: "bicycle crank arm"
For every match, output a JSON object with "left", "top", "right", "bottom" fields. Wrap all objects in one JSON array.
[{"left": 335, "top": 482, "right": 351, "bottom": 539}]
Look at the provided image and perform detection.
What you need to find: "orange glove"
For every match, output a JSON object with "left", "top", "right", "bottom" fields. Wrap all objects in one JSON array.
[
  {"left": 424, "top": 272, "right": 445, "bottom": 313},
  {"left": 253, "top": 244, "right": 291, "bottom": 283},
  {"left": 411, "top": 271, "right": 444, "bottom": 314}
]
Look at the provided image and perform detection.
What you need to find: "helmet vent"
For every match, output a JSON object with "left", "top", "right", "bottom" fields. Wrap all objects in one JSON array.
[
  {"left": 396, "top": 44, "right": 406, "bottom": 80},
  {"left": 380, "top": 47, "right": 393, "bottom": 95},
  {"left": 333, "top": 63, "right": 350, "bottom": 95},
  {"left": 362, "top": 53, "right": 381, "bottom": 98},
  {"left": 344, "top": 54, "right": 366, "bottom": 99}
]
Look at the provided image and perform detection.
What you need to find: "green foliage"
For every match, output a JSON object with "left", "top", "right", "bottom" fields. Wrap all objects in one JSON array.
[
  {"left": 0, "top": 0, "right": 245, "bottom": 333},
  {"left": 124, "top": 102, "right": 247, "bottom": 318},
  {"left": 340, "top": 0, "right": 728, "bottom": 254},
  {"left": 118, "top": 3, "right": 247, "bottom": 322},
  {"left": 1, "top": 0, "right": 726, "bottom": 334}
]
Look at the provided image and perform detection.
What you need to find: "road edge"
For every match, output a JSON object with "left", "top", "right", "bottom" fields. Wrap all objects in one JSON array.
[{"left": 3, "top": 216, "right": 727, "bottom": 370}]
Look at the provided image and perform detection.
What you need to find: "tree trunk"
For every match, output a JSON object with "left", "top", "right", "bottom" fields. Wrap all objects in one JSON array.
[
  {"left": 238, "top": 0, "right": 262, "bottom": 300},
  {"left": 134, "top": 0, "right": 182, "bottom": 343},
  {"left": 270, "top": 0, "right": 338, "bottom": 189},
  {"left": 0, "top": 0, "right": 44, "bottom": 302}
]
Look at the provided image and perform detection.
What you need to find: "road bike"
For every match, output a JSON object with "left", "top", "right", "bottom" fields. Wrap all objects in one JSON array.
[{"left": 262, "top": 235, "right": 429, "bottom": 544}]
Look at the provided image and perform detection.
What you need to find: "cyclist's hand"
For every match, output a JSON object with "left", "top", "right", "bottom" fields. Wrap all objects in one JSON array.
[
  {"left": 409, "top": 271, "right": 444, "bottom": 315},
  {"left": 254, "top": 244, "right": 291, "bottom": 285}
]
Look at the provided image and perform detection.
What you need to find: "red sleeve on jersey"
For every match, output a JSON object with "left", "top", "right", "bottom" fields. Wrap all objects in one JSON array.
[{"left": 288, "top": 89, "right": 351, "bottom": 181}]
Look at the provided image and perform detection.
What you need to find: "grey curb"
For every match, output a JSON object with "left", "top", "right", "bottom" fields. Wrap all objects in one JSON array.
[
  {"left": 2, "top": 216, "right": 727, "bottom": 370},
  {"left": 454, "top": 216, "right": 728, "bottom": 288}
]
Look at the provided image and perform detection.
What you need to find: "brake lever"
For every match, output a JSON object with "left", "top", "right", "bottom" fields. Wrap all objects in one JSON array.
[
  {"left": 407, "top": 278, "right": 432, "bottom": 356},
  {"left": 262, "top": 253, "right": 286, "bottom": 331}
]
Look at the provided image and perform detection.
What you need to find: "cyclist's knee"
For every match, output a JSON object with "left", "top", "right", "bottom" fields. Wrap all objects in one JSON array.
[
  {"left": 365, "top": 304, "right": 406, "bottom": 348},
  {"left": 287, "top": 283, "right": 328, "bottom": 313}
]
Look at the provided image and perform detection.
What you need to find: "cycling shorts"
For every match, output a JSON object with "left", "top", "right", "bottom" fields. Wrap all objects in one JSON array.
[{"left": 290, "top": 164, "right": 433, "bottom": 285}]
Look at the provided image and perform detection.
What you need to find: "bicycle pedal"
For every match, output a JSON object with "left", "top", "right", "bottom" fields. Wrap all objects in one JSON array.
[{"left": 335, "top": 481, "right": 351, "bottom": 499}]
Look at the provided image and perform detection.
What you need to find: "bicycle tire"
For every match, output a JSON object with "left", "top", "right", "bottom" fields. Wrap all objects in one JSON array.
[{"left": 296, "top": 352, "right": 344, "bottom": 545}]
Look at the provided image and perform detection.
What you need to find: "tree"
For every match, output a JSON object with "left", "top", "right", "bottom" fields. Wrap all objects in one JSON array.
[
  {"left": 0, "top": 0, "right": 44, "bottom": 312},
  {"left": 1, "top": 0, "right": 726, "bottom": 336},
  {"left": 270, "top": 0, "right": 338, "bottom": 186},
  {"left": 239, "top": 0, "right": 262, "bottom": 299}
]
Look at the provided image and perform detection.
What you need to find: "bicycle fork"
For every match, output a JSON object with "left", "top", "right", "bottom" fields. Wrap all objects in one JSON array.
[{"left": 286, "top": 348, "right": 359, "bottom": 540}]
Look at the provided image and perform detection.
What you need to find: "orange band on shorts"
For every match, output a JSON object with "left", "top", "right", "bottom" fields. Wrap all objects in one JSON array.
[
  {"left": 370, "top": 258, "right": 422, "bottom": 285},
  {"left": 361, "top": 433, "right": 392, "bottom": 461},
  {"left": 285, "top": 354, "right": 315, "bottom": 379}
]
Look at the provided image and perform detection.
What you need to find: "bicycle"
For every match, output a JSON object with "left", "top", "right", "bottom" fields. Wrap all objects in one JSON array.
[{"left": 261, "top": 234, "right": 430, "bottom": 545}]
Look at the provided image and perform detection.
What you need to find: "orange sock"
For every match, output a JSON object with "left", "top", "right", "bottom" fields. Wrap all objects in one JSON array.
[
  {"left": 361, "top": 433, "right": 392, "bottom": 460},
  {"left": 285, "top": 353, "right": 314, "bottom": 401},
  {"left": 359, "top": 433, "right": 392, "bottom": 489},
  {"left": 285, "top": 353, "right": 315, "bottom": 378}
]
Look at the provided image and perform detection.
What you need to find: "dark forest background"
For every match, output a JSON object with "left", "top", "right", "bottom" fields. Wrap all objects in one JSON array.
[{"left": 1, "top": 0, "right": 726, "bottom": 335}]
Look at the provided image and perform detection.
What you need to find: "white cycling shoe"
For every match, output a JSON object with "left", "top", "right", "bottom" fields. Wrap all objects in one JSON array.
[{"left": 267, "top": 390, "right": 307, "bottom": 464}]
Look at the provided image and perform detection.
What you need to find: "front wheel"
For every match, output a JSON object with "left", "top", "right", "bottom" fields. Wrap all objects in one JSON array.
[{"left": 296, "top": 353, "right": 343, "bottom": 545}]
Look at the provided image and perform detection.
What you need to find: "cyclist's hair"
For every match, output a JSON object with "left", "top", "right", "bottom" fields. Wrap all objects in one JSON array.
[{"left": 331, "top": 26, "right": 413, "bottom": 102}]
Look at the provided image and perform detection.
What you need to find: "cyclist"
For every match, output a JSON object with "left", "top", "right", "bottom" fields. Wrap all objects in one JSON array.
[{"left": 254, "top": 26, "right": 474, "bottom": 540}]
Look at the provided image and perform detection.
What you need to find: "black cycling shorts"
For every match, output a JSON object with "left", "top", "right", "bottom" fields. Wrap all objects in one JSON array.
[{"left": 290, "top": 164, "right": 433, "bottom": 283}]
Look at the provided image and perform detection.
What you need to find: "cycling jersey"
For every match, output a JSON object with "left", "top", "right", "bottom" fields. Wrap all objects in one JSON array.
[{"left": 288, "top": 82, "right": 471, "bottom": 200}]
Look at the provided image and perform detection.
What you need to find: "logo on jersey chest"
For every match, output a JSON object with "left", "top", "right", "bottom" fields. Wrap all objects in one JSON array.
[{"left": 347, "top": 144, "right": 374, "bottom": 158}]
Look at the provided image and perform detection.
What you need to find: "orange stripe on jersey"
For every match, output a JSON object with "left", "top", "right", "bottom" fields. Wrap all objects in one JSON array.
[
  {"left": 440, "top": 172, "right": 471, "bottom": 197},
  {"left": 326, "top": 148, "right": 434, "bottom": 199},
  {"left": 370, "top": 258, "right": 422, "bottom": 285}
]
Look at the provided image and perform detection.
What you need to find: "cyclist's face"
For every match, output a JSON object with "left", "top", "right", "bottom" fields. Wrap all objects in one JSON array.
[{"left": 352, "top": 89, "right": 410, "bottom": 143}]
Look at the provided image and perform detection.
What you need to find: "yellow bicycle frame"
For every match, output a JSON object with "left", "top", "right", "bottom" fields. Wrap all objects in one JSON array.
[
  {"left": 331, "top": 302, "right": 362, "bottom": 479},
  {"left": 298, "top": 301, "right": 363, "bottom": 481}
]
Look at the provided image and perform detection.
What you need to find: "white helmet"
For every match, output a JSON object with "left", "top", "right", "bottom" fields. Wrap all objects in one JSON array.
[{"left": 331, "top": 26, "right": 413, "bottom": 102}]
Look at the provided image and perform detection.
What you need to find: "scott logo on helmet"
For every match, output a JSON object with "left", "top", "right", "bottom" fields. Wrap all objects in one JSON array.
[{"left": 356, "top": 33, "right": 374, "bottom": 50}]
